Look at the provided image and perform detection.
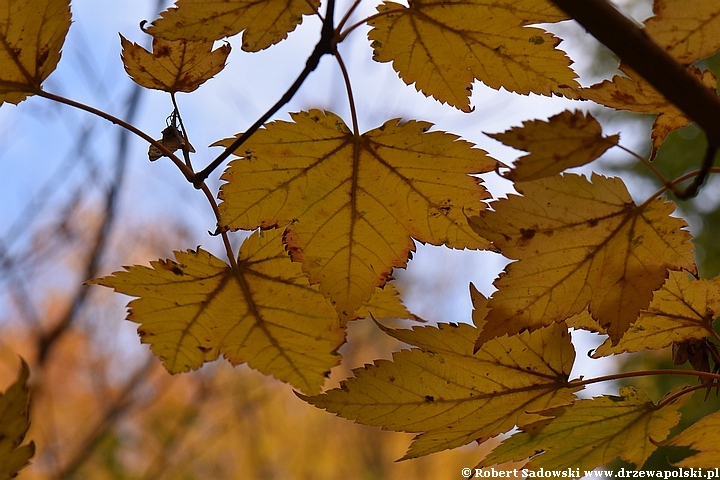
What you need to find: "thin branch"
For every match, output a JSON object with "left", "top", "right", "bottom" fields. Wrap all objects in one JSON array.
[
  {"left": 36, "top": 90, "right": 195, "bottom": 183},
  {"left": 170, "top": 92, "right": 195, "bottom": 171},
  {"left": 338, "top": 7, "right": 407, "bottom": 41},
  {"left": 640, "top": 167, "right": 720, "bottom": 209},
  {"left": 192, "top": 0, "right": 338, "bottom": 187},
  {"left": 569, "top": 369, "right": 720, "bottom": 388},
  {"left": 674, "top": 144, "right": 718, "bottom": 199},
  {"left": 336, "top": 0, "right": 363, "bottom": 33},
  {"left": 656, "top": 383, "right": 713, "bottom": 409},
  {"left": 548, "top": 0, "right": 720, "bottom": 148},
  {"left": 617, "top": 144, "right": 683, "bottom": 197}
]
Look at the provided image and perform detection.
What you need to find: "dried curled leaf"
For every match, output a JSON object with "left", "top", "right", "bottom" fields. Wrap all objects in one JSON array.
[
  {"left": 668, "top": 409, "right": 720, "bottom": 468},
  {"left": 645, "top": 0, "right": 720, "bottom": 65},
  {"left": 217, "top": 110, "right": 496, "bottom": 320},
  {"left": 147, "top": 0, "right": 318, "bottom": 51},
  {"left": 480, "top": 387, "right": 687, "bottom": 471},
  {"left": 367, "top": 0, "right": 578, "bottom": 112},
  {"left": 580, "top": 65, "right": 717, "bottom": 156},
  {"left": 0, "top": 360, "right": 35, "bottom": 479},
  {"left": 120, "top": 35, "right": 230, "bottom": 93},
  {"left": 487, "top": 110, "right": 619, "bottom": 182},
  {"left": 0, "top": 0, "right": 71, "bottom": 105},
  {"left": 593, "top": 271, "right": 720, "bottom": 357},
  {"left": 301, "top": 291, "right": 578, "bottom": 460},
  {"left": 90, "top": 229, "right": 345, "bottom": 395},
  {"left": 470, "top": 173, "right": 696, "bottom": 345}
]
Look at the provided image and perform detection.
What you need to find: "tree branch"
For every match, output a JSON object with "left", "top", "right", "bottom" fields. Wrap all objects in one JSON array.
[{"left": 548, "top": 0, "right": 720, "bottom": 147}]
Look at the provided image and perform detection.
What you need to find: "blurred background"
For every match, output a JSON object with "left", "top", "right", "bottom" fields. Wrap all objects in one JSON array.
[{"left": 1, "top": 0, "right": 718, "bottom": 477}]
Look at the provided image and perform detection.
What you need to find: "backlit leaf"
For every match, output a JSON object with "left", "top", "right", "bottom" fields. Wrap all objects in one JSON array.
[
  {"left": 481, "top": 387, "right": 687, "bottom": 470},
  {"left": 0, "top": 0, "right": 71, "bottom": 105},
  {"left": 367, "top": 0, "right": 578, "bottom": 112},
  {"left": 217, "top": 110, "right": 496, "bottom": 320},
  {"left": 645, "top": 0, "right": 720, "bottom": 65},
  {"left": 580, "top": 65, "right": 717, "bottom": 155},
  {"left": 470, "top": 173, "right": 696, "bottom": 345},
  {"left": 147, "top": 0, "right": 318, "bottom": 51},
  {"left": 0, "top": 360, "right": 34, "bottom": 479},
  {"left": 593, "top": 271, "right": 720, "bottom": 357},
  {"left": 353, "top": 283, "right": 424, "bottom": 324},
  {"left": 90, "top": 229, "right": 345, "bottom": 395},
  {"left": 487, "top": 110, "right": 619, "bottom": 182},
  {"left": 120, "top": 35, "right": 230, "bottom": 93},
  {"left": 301, "top": 291, "right": 578, "bottom": 460},
  {"left": 668, "top": 409, "right": 720, "bottom": 468}
]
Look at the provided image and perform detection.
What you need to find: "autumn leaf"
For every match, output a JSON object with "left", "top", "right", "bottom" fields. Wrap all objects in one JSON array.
[
  {"left": 470, "top": 173, "right": 696, "bottom": 345},
  {"left": 353, "top": 283, "right": 424, "bottom": 324},
  {"left": 481, "top": 387, "right": 687, "bottom": 471},
  {"left": 367, "top": 0, "right": 579, "bottom": 112},
  {"left": 0, "top": 0, "right": 71, "bottom": 105},
  {"left": 0, "top": 360, "right": 35, "bottom": 479},
  {"left": 301, "top": 291, "right": 579, "bottom": 460},
  {"left": 217, "top": 110, "right": 496, "bottom": 320},
  {"left": 580, "top": 65, "right": 717, "bottom": 155},
  {"left": 645, "top": 0, "right": 720, "bottom": 65},
  {"left": 90, "top": 229, "right": 345, "bottom": 395},
  {"left": 120, "top": 35, "right": 230, "bottom": 93},
  {"left": 487, "top": 110, "right": 619, "bottom": 182},
  {"left": 668, "top": 409, "right": 720, "bottom": 468},
  {"left": 593, "top": 271, "right": 720, "bottom": 357},
  {"left": 147, "top": 0, "right": 318, "bottom": 52}
]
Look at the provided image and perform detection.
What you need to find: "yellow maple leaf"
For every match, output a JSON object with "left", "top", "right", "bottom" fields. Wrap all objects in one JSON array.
[
  {"left": 146, "top": 0, "right": 318, "bottom": 52},
  {"left": 487, "top": 110, "right": 619, "bottom": 182},
  {"left": 580, "top": 65, "right": 717, "bottom": 155},
  {"left": 593, "top": 271, "right": 720, "bottom": 357},
  {"left": 217, "top": 110, "right": 496, "bottom": 320},
  {"left": 480, "top": 387, "right": 687, "bottom": 470},
  {"left": 353, "top": 283, "right": 424, "bottom": 325},
  {"left": 120, "top": 35, "right": 231, "bottom": 93},
  {"left": 300, "top": 291, "right": 579, "bottom": 460},
  {"left": 645, "top": 0, "right": 720, "bottom": 65},
  {"left": 0, "top": 0, "right": 71, "bottom": 105},
  {"left": 367, "top": 0, "right": 578, "bottom": 112},
  {"left": 668, "top": 409, "right": 720, "bottom": 468},
  {"left": 470, "top": 173, "right": 696, "bottom": 345},
  {"left": 90, "top": 229, "right": 345, "bottom": 395},
  {"left": 0, "top": 360, "right": 35, "bottom": 479}
]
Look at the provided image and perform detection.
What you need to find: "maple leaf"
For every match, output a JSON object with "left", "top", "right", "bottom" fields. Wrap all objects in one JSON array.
[
  {"left": 580, "top": 65, "right": 717, "bottom": 156},
  {"left": 0, "top": 360, "right": 35, "bottom": 479},
  {"left": 300, "top": 291, "right": 579, "bottom": 460},
  {"left": 217, "top": 110, "right": 496, "bottom": 320},
  {"left": 668, "top": 409, "right": 720, "bottom": 468},
  {"left": 90, "top": 229, "right": 345, "bottom": 395},
  {"left": 146, "top": 0, "right": 318, "bottom": 52},
  {"left": 487, "top": 110, "right": 619, "bottom": 182},
  {"left": 0, "top": 0, "right": 71, "bottom": 105},
  {"left": 469, "top": 173, "right": 696, "bottom": 345},
  {"left": 645, "top": 0, "right": 720, "bottom": 65},
  {"left": 352, "top": 283, "right": 424, "bottom": 325},
  {"left": 367, "top": 0, "right": 579, "bottom": 112},
  {"left": 480, "top": 387, "right": 687, "bottom": 471},
  {"left": 120, "top": 35, "right": 231, "bottom": 93},
  {"left": 593, "top": 271, "right": 720, "bottom": 357}
]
